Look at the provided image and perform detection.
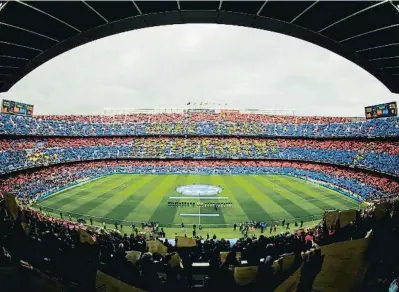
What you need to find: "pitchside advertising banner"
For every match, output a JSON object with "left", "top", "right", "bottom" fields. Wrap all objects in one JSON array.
[
  {"left": 364, "top": 101, "right": 397, "bottom": 119},
  {"left": 1, "top": 99, "right": 34, "bottom": 116}
]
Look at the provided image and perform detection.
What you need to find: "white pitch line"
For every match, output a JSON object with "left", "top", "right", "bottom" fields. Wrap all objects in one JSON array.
[
  {"left": 169, "top": 196, "right": 228, "bottom": 200},
  {"left": 180, "top": 214, "right": 220, "bottom": 217}
]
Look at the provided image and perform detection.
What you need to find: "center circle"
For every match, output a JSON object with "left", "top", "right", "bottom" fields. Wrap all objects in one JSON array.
[{"left": 176, "top": 184, "right": 222, "bottom": 196}]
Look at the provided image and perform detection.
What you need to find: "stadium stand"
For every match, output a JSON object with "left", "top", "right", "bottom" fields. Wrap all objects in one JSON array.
[
  {"left": 0, "top": 111, "right": 398, "bottom": 291},
  {"left": 1, "top": 190, "right": 397, "bottom": 291},
  {"left": 0, "top": 113, "right": 398, "bottom": 137},
  {"left": 0, "top": 111, "right": 397, "bottom": 198},
  {"left": 0, "top": 137, "right": 398, "bottom": 176}
]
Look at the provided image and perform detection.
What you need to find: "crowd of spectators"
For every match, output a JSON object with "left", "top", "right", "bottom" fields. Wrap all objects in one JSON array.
[
  {"left": 1, "top": 190, "right": 397, "bottom": 291},
  {"left": 1, "top": 137, "right": 398, "bottom": 176},
  {"left": 3, "top": 137, "right": 398, "bottom": 153},
  {"left": 34, "top": 112, "right": 355, "bottom": 124},
  {"left": 1, "top": 113, "right": 398, "bottom": 137},
  {"left": 0, "top": 111, "right": 397, "bottom": 290},
  {"left": 1, "top": 160, "right": 398, "bottom": 204}
]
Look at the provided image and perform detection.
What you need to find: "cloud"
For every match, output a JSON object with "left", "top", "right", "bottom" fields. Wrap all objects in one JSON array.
[{"left": 3, "top": 24, "right": 397, "bottom": 116}]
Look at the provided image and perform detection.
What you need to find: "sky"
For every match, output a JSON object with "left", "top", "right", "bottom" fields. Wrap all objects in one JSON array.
[{"left": 2, "top": 24, "right": 398, "bottom": 117}]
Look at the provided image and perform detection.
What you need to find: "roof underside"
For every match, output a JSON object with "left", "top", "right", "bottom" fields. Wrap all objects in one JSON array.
[{"left": 1, "top": 1, "right": 399, "bottom": 93}]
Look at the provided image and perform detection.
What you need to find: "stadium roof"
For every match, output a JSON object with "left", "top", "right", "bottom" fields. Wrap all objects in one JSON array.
[{"left": 1, "top": 1, "right": 399, "bottom": 93}]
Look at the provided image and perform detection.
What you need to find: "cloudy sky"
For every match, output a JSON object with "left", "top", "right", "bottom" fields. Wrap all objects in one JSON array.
[{"left": 2, "top": 24, "right": 398, "bottom": 117}]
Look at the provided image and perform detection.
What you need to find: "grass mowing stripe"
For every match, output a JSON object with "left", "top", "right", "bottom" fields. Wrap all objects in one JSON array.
[
  {"left": 215, "top": 175, "right": 248, "bottom": 224},
  {"left": 38, "top": 175, "right": 114, "bottom": 207},
  {"left": 313, "top": 188, "right": 361, "bottom": 209},
  {"left": 187, "top": 175, "right": 226, "bottom": 226},
  {"left": 272, "top": 176, "right": 315, "bottom": 200},
  {"left": 274, "top": 177, "right": 356, "bottom": 211},
  {"left": 313, "top": 189, "right": 361, "bottom": 210},
  {"left": 131, "top": 174, "right": 180, "bottom": 223},
  {"left": 197, "top": 174, "right": 204, "bottom": 226},
  {"left": 103, "top": 175, "right": 160, "bottom": 221},
  {"left": 149, "top": 175, "right": 187, "bottom": 225},
  {"left": 223, "top": 176, "right": 273, "bottom": 222},
  {"left": 290, "top": 177, "right": 361, "bottom": 209},
  {"left": 79, "top": 175, "right": 144, "bottom": 217},
  {"left": 64, "top": 175, "right": 134, "bottom": 214},
  {"left": 68, "top": 175, "right": 137, "bottom": 214},
  {"left": 41, "top": 175, "right": 119, "bottom": 210},
  {"left": 204, "top": 175, "right": 228, "bottom": 226},
  {"left": 234, "top": 175, "right": 287, "bottom": 222},
  {"left": 250, "top": 175, "right": 315, "bottom": 221},
  {"left": 266, "top": 176, "right": 328, "bottom": 215},
  {"left": 42, "top": 175, "right": 119, "bottom": 208},
  {"left": 172, "top": 175, "right": 201, "bottom": 226},
  {"left": 127, "top": 175, "right": 178, "bottom": 222},
  {"left": 275, "top": 178, "right": 337, "bottom": 211}
]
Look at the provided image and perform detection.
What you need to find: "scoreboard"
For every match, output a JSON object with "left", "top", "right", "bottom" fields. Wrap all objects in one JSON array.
[
  {"left": 1, "top": 99, "right": 34, "bottom": 117},
  {"left": 365, "top": 101, "right": 397, "bottom": 120}
]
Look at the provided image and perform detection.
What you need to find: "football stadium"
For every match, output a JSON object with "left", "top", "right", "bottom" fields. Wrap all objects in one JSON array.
[
  {"left": 34, "top": 173, "right": 361, "bottom": 227},
  {"left": 1, "top": 1, "right": 399, "bottom": 292}
]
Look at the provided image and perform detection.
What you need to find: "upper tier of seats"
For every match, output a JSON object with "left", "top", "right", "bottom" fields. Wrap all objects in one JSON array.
[
  {"left": 34, "top": 112, "right": 356, "bottom": 123},
  {"left": 1, "top": 113, "right": 398, "bottom": 138}
]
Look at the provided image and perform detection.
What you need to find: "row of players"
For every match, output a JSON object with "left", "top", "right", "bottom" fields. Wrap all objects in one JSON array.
[{"left": 167, "top": 201, "right": 234, "bottom": 207}]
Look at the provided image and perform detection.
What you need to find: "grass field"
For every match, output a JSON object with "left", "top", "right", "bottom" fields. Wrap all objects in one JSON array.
[{"left": 35, "top": 174, "right": 361, "bottom": 232}]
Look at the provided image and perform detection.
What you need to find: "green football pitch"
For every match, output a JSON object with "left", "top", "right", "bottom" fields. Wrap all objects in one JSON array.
[{"left": 35, "top": 174, "right": 361, "bottom": 230}]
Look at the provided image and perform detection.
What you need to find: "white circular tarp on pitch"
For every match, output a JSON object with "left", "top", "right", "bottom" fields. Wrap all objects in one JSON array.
[{"left": 176, "top": 184, "right": 222, "bottom": 196}]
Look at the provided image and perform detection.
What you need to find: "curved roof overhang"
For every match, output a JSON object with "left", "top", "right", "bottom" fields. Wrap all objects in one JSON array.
[{"left": 1, "top": 1, "right": 399, "bottom": 93}]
